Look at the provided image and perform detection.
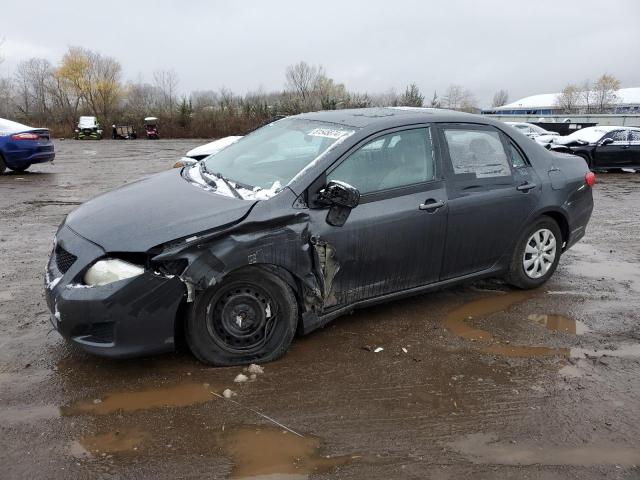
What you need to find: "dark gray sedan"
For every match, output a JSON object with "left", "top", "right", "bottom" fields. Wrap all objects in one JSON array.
[{"left": 45, "top": 108, "right": 594, "bottom": 365}]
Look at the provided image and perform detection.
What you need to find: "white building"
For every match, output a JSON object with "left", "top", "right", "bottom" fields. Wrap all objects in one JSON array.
[{"left": 483, "top": 87, "right": 640, "bottom": 116}]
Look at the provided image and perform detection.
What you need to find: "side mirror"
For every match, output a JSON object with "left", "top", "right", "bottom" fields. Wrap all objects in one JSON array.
[
  {"left": 600, "top": 137, "right": 614, "bottom": 146},
  {"left": 318, "top": 180, "right": 360, "bottom": 227}
]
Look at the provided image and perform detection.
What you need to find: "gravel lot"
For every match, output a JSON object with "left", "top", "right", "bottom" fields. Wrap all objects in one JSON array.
[{"left": 1, "top": 139, "right": 639, "bottom": 479}]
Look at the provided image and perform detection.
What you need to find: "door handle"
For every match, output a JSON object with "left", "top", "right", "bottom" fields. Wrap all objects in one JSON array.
[
  {"left": 622, "top": 145, "right": 630, "bottom": 149},
  {"left": 419, "top": 199, "right": 446, "bottom": 211},
  {"left": 516, "top": 182, "right": 537, "bottom": 192}
]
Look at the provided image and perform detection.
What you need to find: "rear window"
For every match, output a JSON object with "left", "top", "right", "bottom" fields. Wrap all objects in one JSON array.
[{"left": 443, "top": 129, "right": 511, "bottom": 178}]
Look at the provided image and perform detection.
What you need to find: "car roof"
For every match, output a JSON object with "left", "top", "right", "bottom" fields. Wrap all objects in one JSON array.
[{"left": 296, "top": 107, "right": 490, "bottom": 129}]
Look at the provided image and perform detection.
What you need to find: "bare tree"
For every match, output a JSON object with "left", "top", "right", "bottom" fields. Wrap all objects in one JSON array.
[
  {"left": 578, "top": 80, "right": 593, "bottom": 114},
  {"left": 398, "top": 83, "right": 424, "bottom": 107},
  {"left": 442, "top": 85, "right": 477, "bottom": 112},
  {"left": 492, "top": 89, "right": 509, "bottom": 107},
  {"left": 285, "top": 61, "right": 324, "bottom": 103},
  {"left": 153, "top": 69, "right": 179, "bottom": 117},
  {"left": 556, "top": 84, "right": 581, "bottom": 114},
  {"left": 593, "top": 73, "right": 620, "bottom": 113},
  {"left": 13, "top": 58, "right": 53, "bottom": 123}
]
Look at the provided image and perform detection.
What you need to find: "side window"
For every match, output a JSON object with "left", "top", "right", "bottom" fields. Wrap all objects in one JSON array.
[
  {"left": 443, "top": 128, "right": 511, "bottom": 178},
  {"left": 603, "top": 130, "right": 628, "bottom": 142},
  {"left": 629, "top": 130, "right": 640, "bottom": 143},
  {"left": 508, "top": 142, "right": 527, "bottom": 168},
  {"left": 328, "top": 128, "right": 435, "bottom": 195}
]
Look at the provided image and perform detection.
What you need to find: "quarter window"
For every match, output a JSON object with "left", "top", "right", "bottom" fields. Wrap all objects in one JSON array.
[
  {"left": 328, "top": 128, "right": 435, "bottom": 195},
  {"left": 443, "top": 129, "right": 511, "bottom": 178},
  {"left": 508, "top": 142, "right": 527, "bottom": 168},
  {"left": 629, "top": 130, "right": 640, "bottom": 142}
]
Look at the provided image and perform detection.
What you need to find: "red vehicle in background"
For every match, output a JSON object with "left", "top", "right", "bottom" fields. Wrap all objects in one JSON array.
[{"left": 144, "top": 117, "right": 159, "bottom": 139}]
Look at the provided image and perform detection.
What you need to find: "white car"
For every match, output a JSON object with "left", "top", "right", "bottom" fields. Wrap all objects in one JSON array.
[
  {"left": 175, "top": 136, "right": 242, "bottom": 168},
  {"left": 504, "top": 122, "right": 559, "bottom": 144}
]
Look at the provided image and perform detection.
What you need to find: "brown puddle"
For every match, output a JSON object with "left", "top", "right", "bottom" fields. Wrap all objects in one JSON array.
[
  {"left": 61, "top": 382, "right": 219, "bottom": 416},
  {"left": 224, "top": 425, "right": 355, "bottom": 479},
  {"left": 71, "top": 428, "right": 150, "bottom": 457},
  {"left": 442, "top": 290, "right": 573, "bottom": 358},
  {"left": 442, "top": 290, "right": 536, "bottom": 342},
  {"left": 450, "top": 433, "right": 640, "bottom": 466},
  {"left": 527, "top": 314, "right": 588, "bottom": 335}
]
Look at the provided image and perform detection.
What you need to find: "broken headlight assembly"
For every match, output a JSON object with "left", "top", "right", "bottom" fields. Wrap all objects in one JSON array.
[{"left": 84, "top": 259, "right": 145, "bottom": 286}]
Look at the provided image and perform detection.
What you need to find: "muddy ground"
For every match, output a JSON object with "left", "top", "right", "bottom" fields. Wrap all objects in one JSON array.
[{"left": 1, "top": 139, "right": 639, "bottom": 479}]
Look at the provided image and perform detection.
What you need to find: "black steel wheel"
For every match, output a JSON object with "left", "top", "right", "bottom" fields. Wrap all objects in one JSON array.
[{"left": 186, "top": 267, "right": 298, "bottom": 366}]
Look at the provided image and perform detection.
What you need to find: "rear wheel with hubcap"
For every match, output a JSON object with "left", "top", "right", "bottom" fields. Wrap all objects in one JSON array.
[
  {"left": 507, "top": 218, "right": 562, "bottom": 289},
  {"left": 186, "top": 267, "right": 298, "bottom": 366}
]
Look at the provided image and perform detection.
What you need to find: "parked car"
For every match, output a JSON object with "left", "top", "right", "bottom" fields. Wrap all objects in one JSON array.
[
  {"left": 504, "top": 122, "right": 559, "bottom": 144},
  {"left": 45, "top": 108, "right": 594, "bottom": 365},
  {"left": 75, "top": 116, "right": 102, "bottom": 140},
  {"left": 174, "top": 136, "right": 243, "bottom": 167},
  {"left": 548, "top": 126, "right": 640, "bottom": 170},
  {"left": 0, "top": 118, "right": 55, "bottom": 173}
]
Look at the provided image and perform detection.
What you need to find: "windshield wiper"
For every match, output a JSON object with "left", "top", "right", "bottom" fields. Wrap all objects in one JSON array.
[{"left": 200, "top": 162, "right": 244, "bottom": 200}]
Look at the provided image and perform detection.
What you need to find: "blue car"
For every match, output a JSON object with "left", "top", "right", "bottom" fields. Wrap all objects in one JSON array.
[{"left": 0, "top": 118, "right": 55, "bottom": 173}]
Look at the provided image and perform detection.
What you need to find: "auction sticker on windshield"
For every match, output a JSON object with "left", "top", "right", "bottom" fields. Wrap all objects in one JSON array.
[{"left": 308, "top": 128, "right": 352, "bottom": 139}]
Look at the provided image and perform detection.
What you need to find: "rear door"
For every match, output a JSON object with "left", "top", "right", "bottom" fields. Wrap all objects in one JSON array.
[
  {"left": 593, "top": 129, "right": 631, "bottom": 168},
  {"left": 436, "top": 124, "right": 540, "bottom": 280},
  {"left": 306, "top": 125, "right": 448, "bottom": 307},
  {"left": 627, "top": 129, "right": 640, "bottom": 168}
]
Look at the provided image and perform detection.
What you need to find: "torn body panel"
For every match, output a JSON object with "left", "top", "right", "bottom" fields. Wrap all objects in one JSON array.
[{"left": 152, "top": 188, "right": 341, "bottom": 334}]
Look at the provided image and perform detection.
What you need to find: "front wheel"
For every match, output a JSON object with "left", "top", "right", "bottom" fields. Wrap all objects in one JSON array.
[
  {"left": 186, "top": 267, "right": 298, "bottom": 366},
  {"left": 506, "top": 218, "right": 562, "bottom": 289}
]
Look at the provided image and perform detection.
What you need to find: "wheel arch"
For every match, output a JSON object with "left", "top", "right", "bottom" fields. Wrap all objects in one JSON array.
[
  {"left": 538, "top": 209, "right": 569, "bottom": 250},
  {"left": 174, "top": 262, "right": 308, "bottom": 343}
]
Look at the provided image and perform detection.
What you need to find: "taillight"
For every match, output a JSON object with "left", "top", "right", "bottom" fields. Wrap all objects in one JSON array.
[
  {"left": 11, "top": 132, "right": 40, "bottom": 141},
  {"left": 585, "top": 171, "right": 595, "bottom": 187}
]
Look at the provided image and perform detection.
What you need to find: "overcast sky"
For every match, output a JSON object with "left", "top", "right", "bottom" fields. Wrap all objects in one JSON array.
[{"left": 2, "top": 0, "right": 639, "bottom": 107}]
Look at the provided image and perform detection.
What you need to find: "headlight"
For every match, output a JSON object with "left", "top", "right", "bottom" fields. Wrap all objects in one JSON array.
[
  {"left": 174, "top": 157, "right": 197, "bottom": 168},
  {"left": 84, "top": 259, "right": 144, "bottom": 286}
]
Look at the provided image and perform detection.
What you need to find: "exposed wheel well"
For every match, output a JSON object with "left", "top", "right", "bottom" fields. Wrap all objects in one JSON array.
[
  {"left": 541, "top": 211, "right": 569, "bottom": 249},
  {"left": 173, "top": 263, "right": 307, "bottom": 350}
]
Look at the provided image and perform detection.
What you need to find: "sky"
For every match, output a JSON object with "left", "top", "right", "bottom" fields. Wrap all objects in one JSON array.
[{"left": 1, "top": 0, "right": 639, "bottom": 107}]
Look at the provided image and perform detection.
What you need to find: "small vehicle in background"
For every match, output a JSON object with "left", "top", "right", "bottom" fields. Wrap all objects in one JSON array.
[
  {"left": 0, "top": 118, "right": 55, "bottom": 173},
  {"left": 144, "top": 117, "right": 159, "bottom": 139},
  {"left": 112, "top": 125, "right": 137, "bottom": 140},
  {"left": 504, "top": 122, "right": 559, "bottom": 144},
  {"left": 174, "top": 135, "right": 243, "bottom": 168},
  {"left": 548, "top": 126, "right": 640, "bottom": 171},
  {"left": 75, "top": 116, "right": 102, "bottom": 140}
]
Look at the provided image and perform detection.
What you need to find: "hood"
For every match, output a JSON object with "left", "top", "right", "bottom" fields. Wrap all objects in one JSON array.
[
  {"left": 187, "top": 136, "right": 242, "bottom": 158},
  {"left": 65, "top": 169, "right": 257, "bottom": 252}
]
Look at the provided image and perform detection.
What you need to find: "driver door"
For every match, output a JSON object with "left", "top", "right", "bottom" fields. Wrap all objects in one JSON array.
[
  {"left": 594, "top": 129, "right": 631, "bottom": 168},
  {"left": 305, "top": 126, "right": 448, "bottom": 307}
]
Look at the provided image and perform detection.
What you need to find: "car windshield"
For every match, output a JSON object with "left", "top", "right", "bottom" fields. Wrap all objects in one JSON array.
[
  {"left": 528, "top": 124, "right": 549, "bottom": 134},
  {"left": 564, "top": 127, "right": 612, "bottom": 143},
  {"left": 201, "top": 118, "right": 355, "bottom": 191}
]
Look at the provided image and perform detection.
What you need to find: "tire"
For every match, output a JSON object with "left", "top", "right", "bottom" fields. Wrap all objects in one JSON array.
[
  {"left": 506, "top": 217, "right": 562, "bottom": 289},
  {"left": 10, "top": 165, "right": 29, "bottom": 172},
  {"left": 186, "top": 267, "right": 298, "bottom": 366},
  {"left": 0, "top": 155, "right": 6, "bottom": 174}
]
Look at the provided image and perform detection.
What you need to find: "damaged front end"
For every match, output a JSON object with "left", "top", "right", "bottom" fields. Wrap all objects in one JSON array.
[{"left": 45, "top": 225, "right": 186, "bottom": 358}]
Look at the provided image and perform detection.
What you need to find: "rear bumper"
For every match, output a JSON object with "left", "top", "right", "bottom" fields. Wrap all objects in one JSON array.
[
  {"left": 3, "top": 148, "right": 55, "bottom": 168},
  {"left": 45, "top": 225, "right": 186, "bottom": 358}
]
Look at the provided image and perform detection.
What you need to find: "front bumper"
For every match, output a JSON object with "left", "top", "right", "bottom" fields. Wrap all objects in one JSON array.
[{"left": 45, "top": 225, "right": 186, "bottom": 358}]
